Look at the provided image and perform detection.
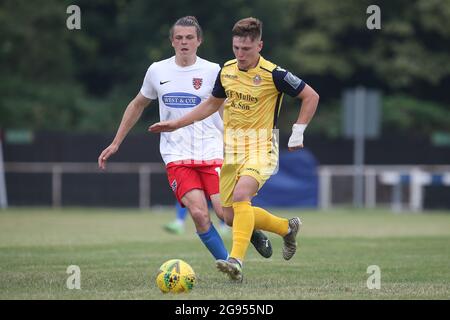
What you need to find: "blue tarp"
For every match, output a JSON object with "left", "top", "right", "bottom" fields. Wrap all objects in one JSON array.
[{"left": 252, "top": 149, "right": 318, "bottom": 208}]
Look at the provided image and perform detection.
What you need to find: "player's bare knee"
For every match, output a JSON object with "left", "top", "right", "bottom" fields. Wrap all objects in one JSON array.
[
  {"left": 188, "top": 206, "right": 210, "bottom": 228},
  {"left": 232, "top": 190, "right": 251, "bottom": 202}
]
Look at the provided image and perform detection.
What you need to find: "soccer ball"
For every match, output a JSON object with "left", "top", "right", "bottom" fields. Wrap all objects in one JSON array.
[{"left": 156, "top": 259, "right": 196, "bottom": 293}]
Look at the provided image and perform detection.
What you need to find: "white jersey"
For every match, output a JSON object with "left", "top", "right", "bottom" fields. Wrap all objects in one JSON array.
[{"left": 140, "top": 56, "right": 223, "bottom": 165}]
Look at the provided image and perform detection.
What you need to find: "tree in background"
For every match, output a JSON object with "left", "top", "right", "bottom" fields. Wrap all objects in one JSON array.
[
  {"left": 1, "top": 0, "right": 449, "bottom": 138},
  {"left": 276, "top": 0, "right": 450, "bottom": 137}
]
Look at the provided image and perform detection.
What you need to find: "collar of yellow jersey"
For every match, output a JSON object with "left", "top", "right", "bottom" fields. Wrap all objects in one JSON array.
[{"left": 238, "top": 55, "right": 263, "bottom": 72}]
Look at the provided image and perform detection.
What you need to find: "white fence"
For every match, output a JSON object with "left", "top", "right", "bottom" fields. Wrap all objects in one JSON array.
[
  {"left": 4, "top": 162, "right": 450, "bottom": 210},
  {"left": 319, "top": 165, "right": 450, "bottom": 211}
]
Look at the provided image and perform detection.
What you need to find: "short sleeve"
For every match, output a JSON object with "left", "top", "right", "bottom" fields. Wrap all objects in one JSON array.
[
  {"left": 211, "top": 69, "right": 226, "bottom": 98},
  {"left": 213, "top": 63, "right": 221, "bottom": 75},
  {"left": 272, "top": 66, "right": 306, "bottom": 97},
  {"left": 140, "top": 65, "right": 157, "bottom": 99}
]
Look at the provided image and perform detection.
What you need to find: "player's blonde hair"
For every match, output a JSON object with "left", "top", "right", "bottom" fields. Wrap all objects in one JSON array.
[
  {"left": 232, "top": 17, "right": 262, "bottom": 41},
  {"left": 169, "top": 16, "right": 203, "bottom": 40}
]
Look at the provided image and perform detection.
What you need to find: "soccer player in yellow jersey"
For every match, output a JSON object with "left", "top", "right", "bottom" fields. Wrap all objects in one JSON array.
[{"left": 150, "top": 17, "right": 319, "bottom": 281}]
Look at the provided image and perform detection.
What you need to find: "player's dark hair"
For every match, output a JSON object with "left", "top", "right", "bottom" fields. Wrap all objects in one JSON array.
[
  {"left": 169, "top": 16, "right": 203, "bottom": 40},
  {"left": 232, "top": 17, "right": 262, "bottom": 41}
]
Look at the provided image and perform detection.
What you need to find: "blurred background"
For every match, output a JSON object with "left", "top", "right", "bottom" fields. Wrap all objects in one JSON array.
[{"left": 1, "top": 0, "right": 450, "bottom": 211}]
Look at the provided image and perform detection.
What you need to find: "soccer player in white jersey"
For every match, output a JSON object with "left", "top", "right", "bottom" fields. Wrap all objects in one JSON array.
[{"left": 98, "top": 16, "right": 272, "bottom": 261}]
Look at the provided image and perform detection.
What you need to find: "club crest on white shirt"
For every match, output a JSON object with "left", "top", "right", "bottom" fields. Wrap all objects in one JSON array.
[{"left": 192, "top": 78, "right": 203, "bottom": 90}]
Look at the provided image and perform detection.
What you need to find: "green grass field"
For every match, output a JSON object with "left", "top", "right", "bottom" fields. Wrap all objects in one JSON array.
[{"left": 0, "top": 207, "right": 449, "bottom": 300}]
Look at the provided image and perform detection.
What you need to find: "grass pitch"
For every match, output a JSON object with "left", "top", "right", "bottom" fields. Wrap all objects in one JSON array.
[{"left": 0, "top": 207, "right": 449, "bottom": 300}]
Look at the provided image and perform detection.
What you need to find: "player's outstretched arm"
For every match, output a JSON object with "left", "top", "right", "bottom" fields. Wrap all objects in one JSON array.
[
  {"left": 98, "top": 93, "right": 151, "bottom": 169},
  {"left": 288, "top": 84, "right": 319, "bottom": 151},
  {"left": 148, "top": 96, "right": 225, "bottom": 133}
]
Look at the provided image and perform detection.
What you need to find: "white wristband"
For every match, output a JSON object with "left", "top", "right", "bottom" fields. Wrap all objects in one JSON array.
[
  {"left": 288, "top": 123, "right": 307, "bottom": 148},
  {"left": 292, "top": 123, "right": 307, "bottom": 133}
]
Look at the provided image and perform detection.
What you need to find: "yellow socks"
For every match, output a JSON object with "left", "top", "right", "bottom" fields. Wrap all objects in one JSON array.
[
  {"left": 229, "top": 202, "right": 290, "bottom": 261},
  {"left": 253, "top": 206, "right": 289, "bottom": 236},
  {"left": 230, "top": 201, "right": 254, "bottom": 261}
]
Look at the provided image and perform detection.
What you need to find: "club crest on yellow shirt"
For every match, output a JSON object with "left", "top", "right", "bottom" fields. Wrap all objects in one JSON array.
[{"left": 253, "top": 74, "right": 262, "bottom": 86}]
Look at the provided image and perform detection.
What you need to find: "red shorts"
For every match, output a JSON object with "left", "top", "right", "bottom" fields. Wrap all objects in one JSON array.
[{"left": 166, "top": 159, "right": 223, "bottom": 207}]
